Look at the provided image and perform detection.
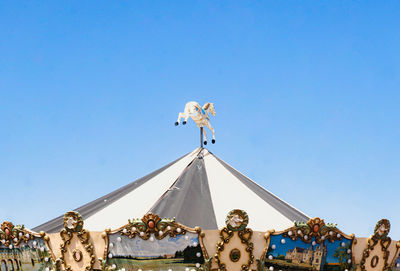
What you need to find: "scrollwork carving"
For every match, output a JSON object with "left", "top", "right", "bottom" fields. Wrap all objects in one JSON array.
[
  {"left": 59, "top": 211, "right": 96, "bottom": 271},
  {"left": 360, "top": 219, "right": 392, "bottom": 271},
  {"left": 115, "top": 212, "right": 191, "bottom": 240},
  {"left": 282, "top": 217, "right": 348, "bottom": 244},
  {"left": 0, "top": 221, "right": 35, "bottom": 247},
  {"left": 215, "top": 209, "right": 254, "bottom": 271}
]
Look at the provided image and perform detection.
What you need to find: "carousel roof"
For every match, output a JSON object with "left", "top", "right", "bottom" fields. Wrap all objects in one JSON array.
[{"left": 33, "top": 148, "right": 309, "bottom": 233}]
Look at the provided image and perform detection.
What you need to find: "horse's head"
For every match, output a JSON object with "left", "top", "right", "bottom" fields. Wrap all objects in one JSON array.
[{"left": 204, "top": 102, "right": 216, "bottom": 116}]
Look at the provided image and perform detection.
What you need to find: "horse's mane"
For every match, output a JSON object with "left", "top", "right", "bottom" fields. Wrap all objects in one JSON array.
[{"left": 203, "top": 102, "right": 211, "bottom": 110}]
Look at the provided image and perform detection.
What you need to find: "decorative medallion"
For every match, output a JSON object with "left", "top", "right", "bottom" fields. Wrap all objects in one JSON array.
[
  {"left": 59, "top": 211, "right": 96, "bottom": 271},
  {"left": 63, "top": 211, "right": 84, "bottom": 232},
  {"left": 360, "top": 219, "right": 392, "bottom": 271},
  {"left": 225, "top": 209, "right": 249, "bottom": 231},
  {"left": 230, "top": 249, "right": 241, "bottom": 262},
  {"left": 215, "top": 210, "right": 254, "bottom": 271},
  {"left": 374, "top": 219, "right": 390, "bottom": 239},
  {"left": 72, "top": 249, "right": 83, "bottom": 262}
]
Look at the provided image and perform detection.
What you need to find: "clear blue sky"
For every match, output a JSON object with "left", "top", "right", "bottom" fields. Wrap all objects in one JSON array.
[{"left": 1, "top": 1, "right": 399, "bottom": 239}]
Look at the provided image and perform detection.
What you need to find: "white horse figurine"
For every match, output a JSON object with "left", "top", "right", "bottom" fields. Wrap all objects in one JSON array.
[{"left": 175, "top": 101, "right": 216, "bottom": 144}]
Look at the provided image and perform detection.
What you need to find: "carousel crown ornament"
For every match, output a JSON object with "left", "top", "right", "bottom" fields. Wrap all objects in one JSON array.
[{"left": 175, "top": 101, "right": 216, "bottom": 146}]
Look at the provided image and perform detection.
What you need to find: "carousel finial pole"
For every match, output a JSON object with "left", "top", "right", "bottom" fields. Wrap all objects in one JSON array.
[
  {"left": 200, "top": 127, "right": 204, "bottom": 148},
  {"left": 175, "top": 101, "right": 216, "bottom": 147}
]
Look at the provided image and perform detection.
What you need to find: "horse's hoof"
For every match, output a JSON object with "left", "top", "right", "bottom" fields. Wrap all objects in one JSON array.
[
  {"left": 175, "top": 122, "right": 179, "bottom": 126},
  {"left": 183, "top": 121, "right": 187, "bottom": 125},
  {"left": 212, "top": 139, "right": 215, "bottom": 144},
  {"left": 204, "top": 141, "right": 207, "bottom": 145}
]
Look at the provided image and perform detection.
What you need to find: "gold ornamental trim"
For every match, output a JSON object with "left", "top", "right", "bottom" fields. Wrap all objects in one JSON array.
[
  {"left": 59, "top": 211, "right": 96, "bottom": 271},
  {"left": 360, "top": 219, "right": 392, "bottom": 271},
  {"left": 0, "top": 221, "right": 56, "bottom": 263},
  {"left": 215, "top": 210, "right": 254, "bottom": 271}
]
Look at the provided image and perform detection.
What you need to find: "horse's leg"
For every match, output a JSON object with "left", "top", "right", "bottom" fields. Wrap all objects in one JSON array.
[
  {"left": 182, "top": 105, "right": 194, "bottom": 125},
  {"left": 206, "top": 122, "right": 216, "bottom": 144},
  {"left": 175, "top": 112, "right": 185, "bottom": 126},
  {"left": 183, "top": 113, "right": 190, "bottom": 125},
  {"left": 202, "top": 127, "right": 208, "bottom": 145}
]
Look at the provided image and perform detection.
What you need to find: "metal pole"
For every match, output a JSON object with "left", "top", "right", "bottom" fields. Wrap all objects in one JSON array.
[{"left": 200, "top": 127, "right": 203, "bottom": 148}]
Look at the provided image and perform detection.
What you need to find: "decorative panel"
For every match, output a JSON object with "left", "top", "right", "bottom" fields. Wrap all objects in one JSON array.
[
  {"left": 0, "top": 221, "right": 54, "bottom": 271},
  {"left": 360, "top": 219, "right": 394, "bottom": 271},
  {"left": 214, "top": 209, "right": 254, "bottom": 271},
  {"left": 262, "top": 218, "right": 355, "bottom": 271},
  {"left": 58, "top": 211, "right": 96, "bottom": 271},
  {"left": 101, "top": 213, "right": 207, "bottom": 271}
]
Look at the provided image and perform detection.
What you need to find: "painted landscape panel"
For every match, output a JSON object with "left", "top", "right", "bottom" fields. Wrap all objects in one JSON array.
[
  {"left": 265, "top": 234, "right": 352, "bottom": 271},
  {"left": 0, "top": 238, "right": 52, "bottom": 271},
  {"left": 106, "top": 232, "right": 204, "bottom": 271}
]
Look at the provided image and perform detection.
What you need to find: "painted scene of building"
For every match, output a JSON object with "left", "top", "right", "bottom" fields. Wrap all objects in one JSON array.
[
  {"left": 106, "top": 232, "right": 204, "bottom": 271},
  {"left": 0, "top": 238, "right": 52, "bottom": 271},
  {"left": 265, "top": 234, "right": 352, "bottom": 271}
]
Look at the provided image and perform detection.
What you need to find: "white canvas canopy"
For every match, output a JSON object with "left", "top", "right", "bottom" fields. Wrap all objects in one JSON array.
[{"left": 34, "top": 148, "right": 308, "bottom": 232}]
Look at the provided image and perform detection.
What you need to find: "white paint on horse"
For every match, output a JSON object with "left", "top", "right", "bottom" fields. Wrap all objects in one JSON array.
[{"left": 176, "top": 101, "right": 216, "bottom": 143}]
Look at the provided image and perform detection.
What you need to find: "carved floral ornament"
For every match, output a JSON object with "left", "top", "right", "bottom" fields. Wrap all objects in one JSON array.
[
  {"left": 360, "top": 218, "right": 392, "bottom": 271},
  {"left": 0, "top": 221, "right": 49, "bottom": 248},
  {"left": 103, "top": 212, "right": 202, "bottom": 241},
  {"left": 59, "top": 211, "right": 96, "bottom": 271},
  {"left": 0, "top": 220, "right": 56, "bottom": 271},
  {"left": 63, "top": 211, "right": 84, "bottom": 233},
  {"left": 278, "top": 217, "right": 354, "bottom": 244},
  {"left": 215, "top": 209, "right": 254, "bottom": 271},
  {"left": 225, "top": 209, "right": 249, "bottom": 232}
]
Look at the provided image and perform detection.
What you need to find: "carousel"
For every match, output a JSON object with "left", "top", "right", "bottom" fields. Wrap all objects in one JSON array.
[{"left": 1, "top": 102, "right": 399, "bottom": 271}]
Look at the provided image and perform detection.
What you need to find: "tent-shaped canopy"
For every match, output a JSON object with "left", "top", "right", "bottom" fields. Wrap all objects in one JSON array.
[{"left": 33, "top": 148, "right": 309, "bottom": 233}]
